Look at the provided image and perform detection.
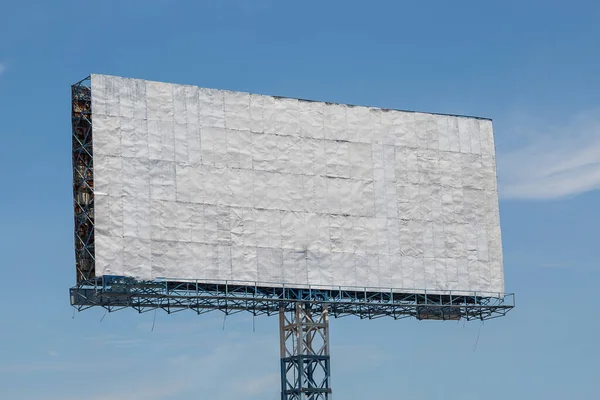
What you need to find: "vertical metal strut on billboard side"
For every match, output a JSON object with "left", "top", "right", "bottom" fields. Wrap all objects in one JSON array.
[{"left": 70, "top": 74, "right": 514, "bottom": 399}]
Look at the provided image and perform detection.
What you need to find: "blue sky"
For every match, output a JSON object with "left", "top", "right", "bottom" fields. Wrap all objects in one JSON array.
[{"left": 1, "top": 1, "right": 600, "bottom": 398}]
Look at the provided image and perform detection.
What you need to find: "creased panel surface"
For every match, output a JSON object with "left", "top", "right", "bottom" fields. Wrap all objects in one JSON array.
[{"left": 90, "top": 74, "right": 505, "bottom": 295}]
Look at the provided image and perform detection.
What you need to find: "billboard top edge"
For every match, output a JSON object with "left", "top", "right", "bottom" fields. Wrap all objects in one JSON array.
[{"left": 86, "top": 73, "right": 493, "bottom": 122}]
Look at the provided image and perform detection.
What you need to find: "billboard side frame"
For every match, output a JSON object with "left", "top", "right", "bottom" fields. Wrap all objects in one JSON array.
[{"left": 72, "top": 77, "right": 96, "bottom": 282}]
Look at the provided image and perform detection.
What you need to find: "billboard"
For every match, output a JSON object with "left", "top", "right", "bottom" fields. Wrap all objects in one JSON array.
[{"left": 81, "top": 74, "right": 504, "bottom": 295}]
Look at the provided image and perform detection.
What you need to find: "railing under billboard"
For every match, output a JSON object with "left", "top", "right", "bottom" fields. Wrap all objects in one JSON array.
[{"left": 70, "top": 276, "right": 514, "bottom": 321}]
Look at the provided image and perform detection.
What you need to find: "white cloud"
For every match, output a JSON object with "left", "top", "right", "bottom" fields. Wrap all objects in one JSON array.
[
  {"left": 0, "top": 361, "right": 68, "bottom": 374},
  {"left": 231, "top": 372, "right": 280, "bottom": 397},
  {"left": 87, "top": 334, "right": 147, "bottom": 347},
  {"left": 497, "top": 110, "right": 600, "bottom": 200},
  {"left": 39, "top": 333, "right": 279, "bottom": 400}
]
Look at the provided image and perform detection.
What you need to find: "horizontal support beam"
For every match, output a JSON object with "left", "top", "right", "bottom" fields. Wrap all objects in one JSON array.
[{"left": 70, "top": 277, "right": 514, "bottom": 321}]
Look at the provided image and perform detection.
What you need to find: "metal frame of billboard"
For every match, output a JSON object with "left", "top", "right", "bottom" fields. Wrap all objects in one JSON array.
[
  {"left": 72, "top": 77, "right": 95, "bottom": 282},
  {"left": 71, "top": 76, "right": 514, "bottom": 400},
  {"left": 71, "top": 75, "right": 514, "bottom": 322},
  {"left": 70, "top": 276, "right": 514, "bottom": 321}
]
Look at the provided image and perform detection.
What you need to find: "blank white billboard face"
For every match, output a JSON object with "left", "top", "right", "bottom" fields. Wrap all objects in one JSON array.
[{"left": 90, "top": 74, "right": 504, "bottom": 295}]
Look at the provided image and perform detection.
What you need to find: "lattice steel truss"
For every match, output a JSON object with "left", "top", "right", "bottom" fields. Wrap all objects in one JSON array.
[
  {"left": 71, "top": 77, "right": 95, "bottom": 282},
  {"left": 71, "top": 277, "right": 514, "bottom": 321},
  {"left": 280, "top": 304, "right": 331, "bottom": 400}
]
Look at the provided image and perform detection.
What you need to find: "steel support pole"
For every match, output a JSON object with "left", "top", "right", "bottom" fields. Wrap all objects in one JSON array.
[{"left": 280, "top": 303, "right": 331, "bottom": 400}]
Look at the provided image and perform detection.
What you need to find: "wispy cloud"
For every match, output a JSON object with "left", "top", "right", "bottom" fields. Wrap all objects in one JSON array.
[
  {"left": 229, "top": 372, "right": 280, "bottom": 397},
  {"left": 87, "top": 334, "right": 147, "bottom": 348},
  {"left": 0, "top": 361, "right": 68, "bottom": 374},
  {"left": 35, "top": 335, "right": 279, "bottom": 400},
  {"left": 498, "top": 109, "right": 600, "bottom": 200}
]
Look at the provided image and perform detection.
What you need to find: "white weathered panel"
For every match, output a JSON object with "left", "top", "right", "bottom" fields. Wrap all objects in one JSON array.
[
  {"left": 91, "top": 74, "right": 108, "bottom": 115},
  {"left": 198, "top": 88, "right": 224, "bottom": 128},
  {"left": 90, "top": 75, "right": 505, "bottom": 295},
  {"left": 224, "top": 90, "right": 251, "bottom": 131},
  {"left": 298, "top": 100, "right": 324, "bottom": 139},
  {"left": 425, "top": 114, "right": 439, "bottom": 151},
  {"left": 479, "top": 119, "right": 495, "bottom": 157},
  {"left": 468, "top": 118, "right": 481, "bottom": 154},
  {"left": 347, "top": 106, "right": 372, "bottom": 143},
  {"left": 402, "top": 112, "right": 418, "bottom": 148},
  {"left": 93, "top": 114, "right": 121, "bottom": 157},
  {"left": 434, "top": 258, "right": 447, "bottom": 291},
  {"left": 94, "top": 156, "right": 122, "bottom": 196},
  {"left": 447, "top": 117, "right": 460, "bottom": 153},
  {"left": 120, "top": 117, "right": 147, "bottom": 159},
  {"left": 276, "top": 98, "right": 299, "bottom": 137},
  {"left": 379, "top": 110, "right": 397, "bottom": 145},
  {"left": 323, "top": 103, "right": 347, "bottom": 141},
  {"left": 173, "top": 85, "right": 187, "bottom": 125},
  {"left": 118, "top": 78, "right": 136, "bottom": 119},
  {"left": 437, "top": 116, "right": 450, "bottom": 152},
  {"left": 148, "top": 160, "right": 176, "bottom": 201},
  {"left": 249, "top": 94, "right": 265, "bottom": 133},
  {"left": 414, "top": 114, "right": 429, "bottom": 149},
  {"left": 146, "top": 81, "right": 173, "bottom": 121},
  {"left": 457, "top": 118, "right": 472, "bottom": 154},
  {"left": 217, "top": 245, "right": 233, "bottom": 281},
  {"left": 95, "top": 233, "right": 124, "bottom": 276},
  {"left": 123, "top": 237, "right": 152, "bottom": 279},
  {"left": 147, "top": 120, "right": 174, "bottom": 161},
  {"left": 174, "top": 123, "right": 188, "bottom": 163}
]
